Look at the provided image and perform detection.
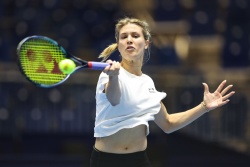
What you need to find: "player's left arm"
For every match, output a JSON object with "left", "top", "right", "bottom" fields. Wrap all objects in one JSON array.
[{"left": 154, "top": 80, "right": 235, "bottom": 134}]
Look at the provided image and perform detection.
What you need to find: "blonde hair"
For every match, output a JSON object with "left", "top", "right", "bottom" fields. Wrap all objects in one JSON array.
[{"left": 98, "top": 17, "right": 151, "bottom": 61}]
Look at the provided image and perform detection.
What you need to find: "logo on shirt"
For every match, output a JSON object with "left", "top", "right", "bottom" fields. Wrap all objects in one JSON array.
[{"left": 148, "top": 88, "right": 156, "bottom": 93}]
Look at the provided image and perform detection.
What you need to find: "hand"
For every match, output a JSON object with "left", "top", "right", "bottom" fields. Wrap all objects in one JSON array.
[
  {"left": 202, "top": 80, "right": 235, "bottom": 111},
  {"left": 103, "top": 60, "right": 120, "bottom": 76}
]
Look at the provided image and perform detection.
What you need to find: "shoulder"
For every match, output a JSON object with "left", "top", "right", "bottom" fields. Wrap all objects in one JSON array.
[
  {"left": 142, "top": 73, "right": 151, "bottom": 79},
  {"left": 98, "top": 72, "right": 109, "bottom": 81},
  {"left": 142, "top": 73, "right": 154, "bottom": 82},
  {"left": 97, "top": 72, "right": 109, "bottom": 87}
]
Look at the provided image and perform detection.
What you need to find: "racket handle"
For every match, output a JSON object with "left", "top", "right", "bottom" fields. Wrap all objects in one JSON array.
[{"left": 88, "top": 62, "right": 110, "bottom": 70}]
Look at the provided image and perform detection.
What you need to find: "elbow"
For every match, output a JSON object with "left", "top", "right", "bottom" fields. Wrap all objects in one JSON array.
[
  {"left": 162, "top": 123, "right": 175, "bottom": 134},
  {"left": 108, "top": 97, "right": 120, "bottom": 106},
  {"left": 163, "top": 126, "right": 174, "bottom": 134},
  {"left": 162, "top": 122, "right": 181, "bottom": 134},
  {"left": 110, "top": 100, "right": 120, "bottom": 106},
  {"left": 106, "top": 92, "right": 121, "bottom": 106}
]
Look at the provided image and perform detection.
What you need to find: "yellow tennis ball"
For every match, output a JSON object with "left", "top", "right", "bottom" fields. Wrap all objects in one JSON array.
[{"left": 59, "top": 59, "right": 76, "bottom": 74}]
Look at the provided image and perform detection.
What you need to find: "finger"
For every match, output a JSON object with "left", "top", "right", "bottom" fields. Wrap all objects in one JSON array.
[
  {"left": 105, "top": 61, "right": 120, "bottom": 76},
  {"left": 103, "top": 63, "right": 113, "bottom": 73},
  {"left": 112, "top": 61, "right": 118, "bottom": 68},
  {"left": 114, "top": 62, "right": 120, "bottom": 69},
  {"left": 215, "top": 80, "right": 227, "bottom": 93},
  {"left": 103, "top": 60, "right": 113, "bottom": 72},
  {"left": 222, "top": 91, "right": 235, "bottom": 101},
  {"left": 110, "top": 61, "right": 120, "bottom": 71},
  {"left": 106, "top": 59, "right": 113, "bottom": 64},
  {"left": 104, "top": 64, "right": 111, "bottom": 71},
  {"left": 220, "top": 99, "right": 230, "bottom": 106},
  {"left": 221, "top": 85, "right": 233, "bottom": 96},
  {"left": 202, "top": 83, "right": 209, "bottom": 93}
]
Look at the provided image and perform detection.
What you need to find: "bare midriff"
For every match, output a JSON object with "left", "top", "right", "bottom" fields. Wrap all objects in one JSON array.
[{"left": 94, "top": 124, "right": 147, "bottom": 154}]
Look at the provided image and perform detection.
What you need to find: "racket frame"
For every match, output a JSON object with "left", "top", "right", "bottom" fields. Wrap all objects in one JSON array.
[{"left": 17, "top": 35, "right": 109, "bottom": 88}]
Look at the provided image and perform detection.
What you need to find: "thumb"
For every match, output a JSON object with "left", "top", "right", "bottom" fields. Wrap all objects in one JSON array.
[{"left": 202, "top": 82, "right": 209, "bottom": 94}]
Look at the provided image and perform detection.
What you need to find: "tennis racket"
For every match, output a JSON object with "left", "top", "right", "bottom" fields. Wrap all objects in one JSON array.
[{"left": 17, "top": 35, "right": 109, "bottom": 88}]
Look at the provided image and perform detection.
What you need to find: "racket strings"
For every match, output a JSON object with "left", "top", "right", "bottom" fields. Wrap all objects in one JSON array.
[{"left": 19, "top": 38, "right": 67, "bottom": 86}]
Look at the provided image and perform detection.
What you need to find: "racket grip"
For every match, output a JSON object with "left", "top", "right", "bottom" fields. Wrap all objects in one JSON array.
[{"left": 88, "top": 62, "right": 110, "bottom": 70}]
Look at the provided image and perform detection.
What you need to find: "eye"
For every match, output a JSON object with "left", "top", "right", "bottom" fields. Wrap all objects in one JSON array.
[
  {"left": 133, "top": 34, "right": 140, "bottom": 38},
  {"left": 120, "top": 35, "right": 127, "bottom": 39}
]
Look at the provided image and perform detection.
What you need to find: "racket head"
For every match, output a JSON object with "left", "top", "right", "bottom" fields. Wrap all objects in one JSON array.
[{"left": 17, "top": 35, "right": 70, "bottom": 88}]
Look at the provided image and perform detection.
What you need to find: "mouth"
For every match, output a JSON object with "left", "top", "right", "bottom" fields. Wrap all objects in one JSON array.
[{"left": 126, "top": 46, "right": 135, "bottom": 51}]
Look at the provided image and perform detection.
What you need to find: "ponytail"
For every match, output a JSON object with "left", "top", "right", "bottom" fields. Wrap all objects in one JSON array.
[{"left": 98, "top": 43, "right": 118, "bottom": 61}]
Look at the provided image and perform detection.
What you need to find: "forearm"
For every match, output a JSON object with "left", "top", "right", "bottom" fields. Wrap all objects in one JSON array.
[
  {"left": 167, "top": 80, "right": 234, "bottom": 133},
  {"left": 106, "top": 75, "right": 121, "bottom": 106},
  {"left": 156, "top": 80, "right": 234, "bottom": 134},
  {"left": 167, "top": 103, "right": 208, "bottom": 133}
]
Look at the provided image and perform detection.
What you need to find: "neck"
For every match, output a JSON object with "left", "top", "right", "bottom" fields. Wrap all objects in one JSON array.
[{"left": 121, "top": 59, "right": 142, "bottom": 76}]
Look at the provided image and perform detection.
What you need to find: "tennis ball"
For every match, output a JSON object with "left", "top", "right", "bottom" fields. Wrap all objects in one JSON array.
[{"left": 59, "top": 59, "right": 76, "bottom": 74}]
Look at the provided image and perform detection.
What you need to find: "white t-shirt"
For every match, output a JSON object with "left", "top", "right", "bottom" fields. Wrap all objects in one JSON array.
[{"left": 94, "top": 67, "right": 166, "bottom": 137}]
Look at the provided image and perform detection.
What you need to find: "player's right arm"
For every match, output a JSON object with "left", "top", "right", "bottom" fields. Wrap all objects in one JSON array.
[{"left": 103, "top": 60, "right": 121, "bottom": 106}]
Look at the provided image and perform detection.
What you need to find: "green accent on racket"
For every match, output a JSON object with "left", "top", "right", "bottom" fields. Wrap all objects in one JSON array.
[
  {"left": 17, "top": 36, "right": 69, "bottom": 87},
  {"left": 17, "top": 35, "right": 110, "bottom": 88}
]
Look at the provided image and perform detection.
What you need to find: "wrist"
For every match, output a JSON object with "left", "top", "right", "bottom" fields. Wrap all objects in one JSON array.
[
  {"left": 109, "top": 75, "right": 119, "bottom": 80},
  {"left": 200, "top": 101, "right": 210, "bottom": 112}
]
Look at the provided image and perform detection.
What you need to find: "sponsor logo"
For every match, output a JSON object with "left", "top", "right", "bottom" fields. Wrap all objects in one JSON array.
[{"left": 148, "top": 88, "right": 156, "bottom": 93}]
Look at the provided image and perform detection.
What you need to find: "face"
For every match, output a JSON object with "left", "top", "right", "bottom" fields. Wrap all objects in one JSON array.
[{"left": 117, "top": 23, "right": 149, "bottom": 63}]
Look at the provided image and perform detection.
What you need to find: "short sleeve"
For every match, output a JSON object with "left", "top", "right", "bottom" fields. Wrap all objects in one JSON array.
[{"left": 96, "top": 72, "right": 109, "bottom": 94}]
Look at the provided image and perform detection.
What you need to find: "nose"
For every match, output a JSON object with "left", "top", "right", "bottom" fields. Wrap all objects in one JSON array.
[{"left": 127, "top": 35, "right": 132, "bottom": 44}]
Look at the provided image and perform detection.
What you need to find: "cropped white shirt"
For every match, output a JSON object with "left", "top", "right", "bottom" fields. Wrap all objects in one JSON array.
[{"left": 94, "top": 67, "right": 166, "bottom": 137}]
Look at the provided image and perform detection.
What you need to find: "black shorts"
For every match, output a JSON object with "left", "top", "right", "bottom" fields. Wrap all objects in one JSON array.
[{"left": 90, "top": 147, "right": 153, "bottom": 167}]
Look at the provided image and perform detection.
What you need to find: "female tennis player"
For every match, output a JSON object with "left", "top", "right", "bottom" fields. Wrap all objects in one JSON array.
[{"left": 90, "top": 17, "right": 235, "bottom": 167}]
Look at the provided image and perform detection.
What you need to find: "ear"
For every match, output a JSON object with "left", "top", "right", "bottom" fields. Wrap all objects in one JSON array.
[{"left": 145, "top": 40, "right": 150, "bottom": 49}]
